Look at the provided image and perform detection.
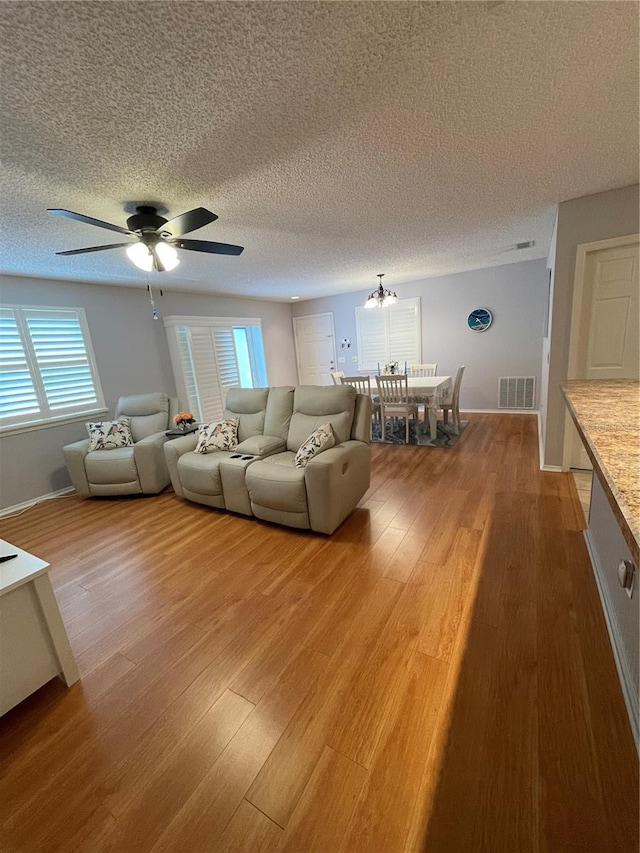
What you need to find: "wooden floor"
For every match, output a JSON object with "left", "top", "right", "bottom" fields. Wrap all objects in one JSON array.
[{"left": 1, "top": 414, "right": 637, "bottom": 852}]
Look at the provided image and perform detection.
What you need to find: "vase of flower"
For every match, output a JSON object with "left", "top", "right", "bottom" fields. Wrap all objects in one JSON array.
[{"left": 173, "top": 411, "right": 195, "bottom": 431}]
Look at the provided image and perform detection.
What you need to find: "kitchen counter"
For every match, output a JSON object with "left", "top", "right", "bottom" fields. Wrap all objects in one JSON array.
[{"left": 561, "top": 379, "right": 639, "bottom": 565}]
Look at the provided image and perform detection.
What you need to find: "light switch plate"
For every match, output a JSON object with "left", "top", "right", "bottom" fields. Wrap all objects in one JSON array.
[{"left": 338, "top": 357, "right": 345, "bottom": 363}]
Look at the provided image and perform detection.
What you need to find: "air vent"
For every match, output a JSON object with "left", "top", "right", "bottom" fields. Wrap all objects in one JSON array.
[
  {"left": 498, "top": 376, "right": 536, "bottom": 409},
  {"left": 515, "top": 240, "right": 535, "bottom": 250}
]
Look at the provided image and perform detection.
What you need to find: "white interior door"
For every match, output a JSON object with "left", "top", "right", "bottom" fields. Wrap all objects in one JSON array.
[
  {"left": 293, "top": 313, "right": 337, "bottom": 385},
  {"left": 569, "top": 240, "right": 639, "bottom": 468}
]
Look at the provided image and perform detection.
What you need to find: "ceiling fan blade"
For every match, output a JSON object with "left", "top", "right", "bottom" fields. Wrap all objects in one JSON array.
[
  {"left": 174, "top": 238, "right": 244, "bottom": 256},
  {"left": 160, "top": 207, "right": 218, "bottom": 237},
  {"left": 56, "top": 242, "right": 134, "bottom": 256},
  {"left": 48, "top": 208, "right": 133, "bottom": 236}
]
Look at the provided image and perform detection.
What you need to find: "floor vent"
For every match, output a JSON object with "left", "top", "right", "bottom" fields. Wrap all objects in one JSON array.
[{"left": 498, "top": 376, "right": 536, "bottom": 409}]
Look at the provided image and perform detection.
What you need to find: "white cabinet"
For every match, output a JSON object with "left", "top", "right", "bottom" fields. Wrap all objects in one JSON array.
[
  {"left": 585, "top": 477, "right": 639, "bottom": 745},
  {"left": 0, "top": 541, "right": 78, "bottom": 715}
]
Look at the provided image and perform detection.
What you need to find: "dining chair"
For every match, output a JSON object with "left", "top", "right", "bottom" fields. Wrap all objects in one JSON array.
[
  {"left": 330, "top": 371, "right": 345, "bottom": 385},
  {"left": 439, "top": 365, "right": 465, "bottom": 434},
  {"left": 408, "top": 363, "right": 438, "bottom": 377},
  {"left": 340, "top": 375, "right": 381, "bottom": 428},
  {"left": 375, "top": 374, "right": 419, "bottom": 443}
]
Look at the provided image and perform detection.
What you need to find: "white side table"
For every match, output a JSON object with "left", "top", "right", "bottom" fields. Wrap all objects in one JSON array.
[{"left": 0, "top": 539, "right": 79, "bottom": 715}]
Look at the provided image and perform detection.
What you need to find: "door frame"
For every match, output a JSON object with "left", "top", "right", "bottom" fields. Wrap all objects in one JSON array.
[
  {"left": 292, "top": 312, "right": 337, "bottom": 385},
  {"left": 562, "top": 233, "right": 640, "bottom": 470}
]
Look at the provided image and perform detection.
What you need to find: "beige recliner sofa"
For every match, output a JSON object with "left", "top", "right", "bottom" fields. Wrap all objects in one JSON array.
[
  {"left": 164, "top": 385, "right": 372, "bottom": 534},
  {"left": 63, "top": 392, "right": 179, "bottom": 497}
]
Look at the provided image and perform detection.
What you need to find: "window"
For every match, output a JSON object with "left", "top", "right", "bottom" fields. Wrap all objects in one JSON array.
[
  {"left": 164, "top": 316, "right": 267, "bottom": 423},
  {"left": 0, "top": 306, "right": 105, "bottom": 431},
  {"left": 355, "top": 297, "right": 421, "bottom": 372}
]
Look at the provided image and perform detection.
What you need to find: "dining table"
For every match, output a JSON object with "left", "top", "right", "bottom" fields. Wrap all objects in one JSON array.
[{"left": 406, "top": 375, "right": 452, "bottom": 440}]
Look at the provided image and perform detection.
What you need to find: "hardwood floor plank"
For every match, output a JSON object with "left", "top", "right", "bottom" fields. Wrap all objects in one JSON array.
[
  {"left": 473, "top": 595, "right": 539, "bottom": 852},
  {"left": 96, "top": 690, "right": 255, "bottom": 852},
  {"left": 280, "top": 746, "right": 368, "bottom": 853},
  {"left": 150, "top": 645, "right": 329, "bottom": 850},
  {"left": 217, "top": 800, "right": 283, "bottom": 853},
  {"left": 342, "top": 651, "right": 447, "bottom": 853},
  {"left": 416, "top": 527, "right": 481, "bottom": 661},
  {"left": 246, "top": 577, "right": 403, "bottom": 827}
]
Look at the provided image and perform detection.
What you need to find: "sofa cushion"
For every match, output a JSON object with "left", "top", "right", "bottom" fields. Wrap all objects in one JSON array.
[
  {"left": 287, "top": 385, "right": 355, "bottom": 451},
  {"left": 246, "top": 452, "right": 307, "bottom": 513},
  {"left": 264, "top": 386, "right": 295, "bottom": 440},
  {"left": 85, "top": 446, "right": 138, "bottom": 484},
  {"left": 225, "top": 387, "right": 269, "bottom": 442},
  {"left": 86, "top": 417, "right": 133, "bottom": 451},
  {"left": 195, "top": 418, "right": 239, "bottom": 453},
  {"left": 294, "top": 423, "right": 335, "bottom": 468},
  {"left": 116, "top": 393, "right": 170, "bottom": 442},
  {"left": 177, "top": 451, "right": 224, "bottom": 496}
]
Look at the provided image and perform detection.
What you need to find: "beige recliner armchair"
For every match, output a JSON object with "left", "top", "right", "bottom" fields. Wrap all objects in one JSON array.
[{"left": 63, "top": 392, "right": 179, "bottom": 497}]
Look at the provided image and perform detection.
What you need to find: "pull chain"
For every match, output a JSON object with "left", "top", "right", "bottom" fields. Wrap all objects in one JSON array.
[{"left": 147, "top": 275, "right": 158, "bottom": 320}]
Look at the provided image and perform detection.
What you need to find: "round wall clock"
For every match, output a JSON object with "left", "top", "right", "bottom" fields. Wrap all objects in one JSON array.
[{"left": 467, "top": 307, "right": 493, "bottom": 332}]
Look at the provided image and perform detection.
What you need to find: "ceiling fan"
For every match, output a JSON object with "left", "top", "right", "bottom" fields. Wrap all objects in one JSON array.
[{"left": 48, "top": 205, "right": 244, "bottom": 272}]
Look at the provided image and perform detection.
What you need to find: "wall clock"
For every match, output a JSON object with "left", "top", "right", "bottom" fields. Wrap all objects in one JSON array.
[{"left": 467, "top": 307, "right": 493, "bottom": 332}]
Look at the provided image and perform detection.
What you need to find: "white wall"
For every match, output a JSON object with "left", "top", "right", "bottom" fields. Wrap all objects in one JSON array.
[
  {"left": 542, "top": 184, "right": 639, "bottom": 468},
  {"left": 0, "top": 275, "right": 298, "bottom": 510},
  {"left": 292, "top": 258, "right": 547, "bottom": 410}
]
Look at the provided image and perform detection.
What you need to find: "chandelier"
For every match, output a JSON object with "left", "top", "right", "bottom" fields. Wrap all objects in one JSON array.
[{"left": 365, "top": 273, "right": 398, "bottom": 309}]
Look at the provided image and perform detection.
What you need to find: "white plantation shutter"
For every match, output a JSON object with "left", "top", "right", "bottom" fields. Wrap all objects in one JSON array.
[
  {"left": 175, "top": 327, "right": 201, "bottom": 419},
  {"left": 0, "top": 307, "right": 104, "bottom": 429},
  {"left": 356, "top": 307, "right": 386, "bottom": 371},
  {"left": 0, "top": 310, "right": 40, "bottom": 422},
  {"left": 213, "top": 328, "right": 240, "bottom": 393},
  {"left": 189, "top": 327, "right": 224, "bottom": 424},
  {"left": 164, "top": 316, "right": 265, "bottom": 426},
  {"left": 356, "top": 297, "right": 421, "bottom": 371},
  {"left": 388, "top": 299, "right": 421, "bottom": 366}
]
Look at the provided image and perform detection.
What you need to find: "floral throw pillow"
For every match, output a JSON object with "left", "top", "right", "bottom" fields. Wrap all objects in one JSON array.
[
  {"left": 86, "top": 417, "right": 133, "bottom": 452},
  {"left": 294, "top": 423, "right": 336, "bottom": 468},
  {"left": 194, "top": 417, "right": 240, "bottom": 454}
]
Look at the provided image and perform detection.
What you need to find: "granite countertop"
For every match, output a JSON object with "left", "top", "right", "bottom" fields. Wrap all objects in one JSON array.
[{"left": 561, "top": 379, "right": 640, "bottom": 565}]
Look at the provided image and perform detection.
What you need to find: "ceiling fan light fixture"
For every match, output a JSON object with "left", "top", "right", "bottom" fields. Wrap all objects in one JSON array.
[
  {"left": 126, "top": 241, "right": 153, "bottom": 271},
  {"left": 155, "top": 241, "right": 179, "bottom": 271}
]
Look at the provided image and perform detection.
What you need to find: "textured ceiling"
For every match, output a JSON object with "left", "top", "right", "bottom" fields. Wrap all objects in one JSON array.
[{"left": 0, "top": 1, "right": 638, "bottom": 300}]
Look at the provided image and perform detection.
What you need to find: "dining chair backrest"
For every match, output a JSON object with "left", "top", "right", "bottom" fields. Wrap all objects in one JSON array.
[
  {"left": 452, "top": 365, "right": 465, "bottom": 399},
  {"left": 375, "top": 374, "right": 410, "bottom": 405},
  {"left": 341, "top": 375, "right": 371, "bottom": 395},
  {"left": 408, "top": 363, "right": 438, "bottom": 377},
  {"left": 442, "top": 365, "right": 466, "bottom": 404},
  {"left": 330, "top": 371, "right": 345, "bottom": 385}
]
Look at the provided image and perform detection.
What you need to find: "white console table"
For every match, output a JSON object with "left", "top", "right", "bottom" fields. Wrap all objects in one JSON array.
[{"left": 0, "top": 539, "right": 79, "bottom": 715}]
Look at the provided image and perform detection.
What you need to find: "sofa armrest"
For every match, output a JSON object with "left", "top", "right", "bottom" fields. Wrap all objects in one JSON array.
[
  {"left": 133, "top": 432, "right": 171, "bottom": 493},
  {"left": 304, "top": 440, "right": 371, "bottom": 534},
  {"left": 235, "top": 435, "right": 286, "bottom": 457},
  {"left": 163, "top": 434, "right": 199, "bottom": 497},
  {"left": 63, "top": 438, "right": 92, "bottom": 497}
]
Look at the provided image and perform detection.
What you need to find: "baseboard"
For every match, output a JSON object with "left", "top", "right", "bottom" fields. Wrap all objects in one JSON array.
[
  {"left": 584, "top": 528, "right": 640, "bottom": 751},
  {"left": 541, "top": 464, "right": 563, "bottom": 472},
  {"left": 0, "top": 486, "right": 75, "bottom": 518}
]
